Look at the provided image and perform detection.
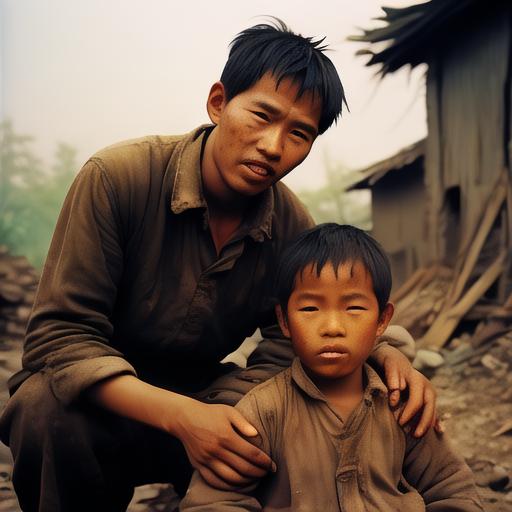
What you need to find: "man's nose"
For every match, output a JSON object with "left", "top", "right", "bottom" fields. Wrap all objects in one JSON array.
[
  {"left": 257, "top": 127, "right": 283, "bottom": 161},
  {"left": 320, "top": 312, "right": 346, "bottom": 337}
]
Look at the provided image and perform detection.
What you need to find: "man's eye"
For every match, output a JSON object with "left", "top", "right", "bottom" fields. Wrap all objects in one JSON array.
[
  {"left": 299, "top": 306, "right": 318, "bottom": 312},
  {"left": 253, "top": 111, "right": 270, "bottom": 121},
  {"left": 291, "top": 130, "right": 308, "bottom": 141}
]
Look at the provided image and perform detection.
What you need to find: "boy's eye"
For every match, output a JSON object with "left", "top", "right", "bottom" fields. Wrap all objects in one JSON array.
[
  {"left": 347, "top": 306, "right": 366, "bottom": 311},
  {"left": 299, "top": 306, "right": 318, "bottom": 312},
  {"left": 253, "top": 111, "right": 270, "bottom": 121}
]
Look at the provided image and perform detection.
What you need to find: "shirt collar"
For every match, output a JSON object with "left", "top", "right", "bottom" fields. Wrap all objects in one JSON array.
[
  {"left": 169, "top": 124, "right": 273, "bottom": 242},
  {"left": 290, "top": 357, "right": 389, "bottom": 403}
]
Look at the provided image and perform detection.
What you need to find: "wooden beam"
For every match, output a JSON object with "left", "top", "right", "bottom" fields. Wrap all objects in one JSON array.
[{"left": 418, "top": 251, "right": 506, "bottom": 349}]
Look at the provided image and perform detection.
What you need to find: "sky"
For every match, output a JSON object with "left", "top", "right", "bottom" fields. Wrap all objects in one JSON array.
[{"left": 1, "top": 0, "right": 427, "bottom": 191}]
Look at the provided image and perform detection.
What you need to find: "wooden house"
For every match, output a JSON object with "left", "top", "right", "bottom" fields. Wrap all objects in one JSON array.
[{"left": 349, "top": 0, "right": 512, "bottom": 347}]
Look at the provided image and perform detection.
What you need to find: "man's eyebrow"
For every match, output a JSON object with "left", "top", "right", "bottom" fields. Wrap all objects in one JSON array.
[{"left": 253, "top": 100, "right": 318, "bottom": 137}]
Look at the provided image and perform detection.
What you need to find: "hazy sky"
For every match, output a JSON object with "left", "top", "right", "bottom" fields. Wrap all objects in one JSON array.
[{"left": 1, "top": 0, "right": 427, "bottom": 191}]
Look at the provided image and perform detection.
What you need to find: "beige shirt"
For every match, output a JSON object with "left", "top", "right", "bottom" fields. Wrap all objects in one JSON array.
[{"left": 181, "top": 358, "right": 483, "bottom": 512}]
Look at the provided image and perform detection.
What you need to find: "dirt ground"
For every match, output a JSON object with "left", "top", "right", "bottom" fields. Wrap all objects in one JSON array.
[{"left": 0, "top": 333, "right": 510, "bottom": 511}]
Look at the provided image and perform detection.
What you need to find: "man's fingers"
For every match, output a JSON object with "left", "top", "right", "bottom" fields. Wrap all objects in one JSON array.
[
  {"left": 229, "top": 409, "right": 258, "bottom": 437},
  {"left": 388, "top": 389, "right": 400, "bottom": 407},
  {"left": 215, "top": 446, "right": 271, "bottom": 479},
  {"left": 398, "top": 375, "right": 423, "bottom": 425},
  {"left": 385, "top": 362, "right": 400, "bottom": 392},
  {"left": 199, "top": 465, "right": 241, "bottom": 491},
  {"left": 413, "top": 388, "right": 436, "bottom": 437}
]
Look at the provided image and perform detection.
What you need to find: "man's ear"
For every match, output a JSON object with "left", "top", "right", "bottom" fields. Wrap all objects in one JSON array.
[
  {"left": 275, "top": 304, "right": 291, "bottom": 338},
  {"left": 376, "top": 302, "right": 394, "bottom": 337},
  {"left": 206, "top": 81, "right": 227, "bottom": 125}
]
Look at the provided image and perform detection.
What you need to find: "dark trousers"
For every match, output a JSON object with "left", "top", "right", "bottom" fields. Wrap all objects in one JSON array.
[{"left": 0, "top": 372, "right": 194, "bottom": 512}]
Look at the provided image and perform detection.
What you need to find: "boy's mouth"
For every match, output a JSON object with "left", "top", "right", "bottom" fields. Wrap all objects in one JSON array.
[{"left": 318, "top": 345, "right": 349, "bottom": 360}]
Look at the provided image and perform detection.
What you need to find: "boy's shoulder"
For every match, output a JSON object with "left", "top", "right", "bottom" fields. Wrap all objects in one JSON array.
[{"left": 235, "top": 366, "right": 293, "bottom": 421}]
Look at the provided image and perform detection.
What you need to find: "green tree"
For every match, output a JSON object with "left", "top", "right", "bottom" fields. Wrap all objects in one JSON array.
[
  {"left": 0, "top": 121, "right": 78, "bottom": 267},
  {"left": 297, "top": 153, "right": 371, "bottom": 230}
]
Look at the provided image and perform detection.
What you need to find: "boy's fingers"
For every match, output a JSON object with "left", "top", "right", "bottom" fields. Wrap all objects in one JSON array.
[{"left": 413, "top": 391, "right": 435, "bottom": 437}]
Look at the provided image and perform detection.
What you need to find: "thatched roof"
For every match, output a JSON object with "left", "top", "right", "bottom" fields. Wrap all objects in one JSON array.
[
  {"left": 347, "top": 139, "right": 425, "bottom": 190},
  {"left": 349, "top": 0, "right": 483, "bottom": 75}
]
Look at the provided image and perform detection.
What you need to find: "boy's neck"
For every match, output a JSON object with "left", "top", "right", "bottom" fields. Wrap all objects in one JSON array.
[{"left": 309, "top": 365, "right": 365, "bottom": 421}]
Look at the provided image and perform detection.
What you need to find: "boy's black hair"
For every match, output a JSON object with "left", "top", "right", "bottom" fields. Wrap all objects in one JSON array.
[
  {"left": 276, "top": 223, "right": 392, "bottom": 314},
  {"left": 221, "top": 18, "right": 347, "bottom": 135}
]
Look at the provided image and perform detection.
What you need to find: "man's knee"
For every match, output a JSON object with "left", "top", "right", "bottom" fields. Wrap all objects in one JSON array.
[{"left": 0, "top": 372, "right": 88, "bottom": 455}]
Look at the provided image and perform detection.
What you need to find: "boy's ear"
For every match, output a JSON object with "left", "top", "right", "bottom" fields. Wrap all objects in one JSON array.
[
  {"left": 376, "top": 302, "right": 394, "bottom": 337},
  {"left": 206, "top": 81, "right": 227, "bottom": 125},
  {"left": 275, "top": 305, "right": 291, "bottom": 338}
]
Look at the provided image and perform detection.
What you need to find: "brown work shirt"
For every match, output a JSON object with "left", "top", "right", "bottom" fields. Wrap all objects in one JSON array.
[
  {"left": 12, "top": 125, "right": 315, "bottom": 405},
  {"left": 11, "top": 125, "right": 413, "bottom": 407},
  {"left": 181, "top": 358, "right": 483, "bottom": 512}
]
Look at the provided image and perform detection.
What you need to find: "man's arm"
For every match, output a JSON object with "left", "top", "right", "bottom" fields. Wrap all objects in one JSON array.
[
  {"left": 403, "top": 429, "right": 484, "bottom": 511},
  {"left": 88, "top": 375, "right": 273, "bottom": 491}
]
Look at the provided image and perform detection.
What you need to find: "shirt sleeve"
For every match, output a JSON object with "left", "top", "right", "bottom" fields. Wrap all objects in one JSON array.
[
  {"left": 20, "top": 160, "right": 137, "bottom": 404},
  {"left": 180, "top": 394, "right": 272, "bottom": 511},
  {"left": 372, "top": 324, "right": 417, "bottom": 362},
  {"left": 403, "top": 429, "right": 484, "bottom": 511}
]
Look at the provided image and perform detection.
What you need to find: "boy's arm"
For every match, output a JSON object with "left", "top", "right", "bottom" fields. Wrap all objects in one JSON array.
[
  {"left": 403, "top": 429, "right": 484, "bottom": 511},
  {"left": 180, "top": 393, "right": 272, "bottom": 511}
]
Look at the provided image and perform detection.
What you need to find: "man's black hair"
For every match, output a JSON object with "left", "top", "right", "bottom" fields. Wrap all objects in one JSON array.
[
  {"left": 221, "top": 18, "right": 347, "bottom": 135},
  {"left": 275, "top": 223, "right": 392, "bottom": 314}
]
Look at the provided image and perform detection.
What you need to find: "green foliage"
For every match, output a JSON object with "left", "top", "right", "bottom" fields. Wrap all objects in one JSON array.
[
  {"left": 0, "top": 121, "right": 78, "bottom": 268},
  {"left": 297, "top": 155, "right": 371, "bottom": 230}
]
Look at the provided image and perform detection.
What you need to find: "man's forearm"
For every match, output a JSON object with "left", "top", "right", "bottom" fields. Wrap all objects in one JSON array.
[{"left": 87, "top": 374, "right": 192, "bottom": 435}]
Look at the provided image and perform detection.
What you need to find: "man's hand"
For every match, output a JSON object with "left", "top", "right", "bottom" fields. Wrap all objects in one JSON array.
[
  {"left": 373, "top": 344, "right": 440, "bottom": 437},
  {"left": 169, "top": 398, "right": 275, "bottom": 491},
  {"left": 88, "top": 374, "right": 274, "bottom": 491}
]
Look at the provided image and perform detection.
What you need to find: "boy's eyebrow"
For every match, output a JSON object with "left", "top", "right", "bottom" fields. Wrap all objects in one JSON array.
[
  {"left": 341, "top": 292, "right": 371, "bottom": 301},
  {"left": 252, "top": 100, "right": 318, "bottom": 137}
]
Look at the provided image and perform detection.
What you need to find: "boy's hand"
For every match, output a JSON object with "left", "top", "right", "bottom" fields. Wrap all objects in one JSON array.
[
  {"left": 376, "top": 345, "right": 440, "bottom": 437},
  {"left": 170, "top": 399, "right": 275, "bottom": 490}
]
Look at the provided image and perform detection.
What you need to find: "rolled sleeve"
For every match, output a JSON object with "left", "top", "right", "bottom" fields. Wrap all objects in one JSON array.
[{"left": 19, "top": 160, "right": 131, "bottom": 404}]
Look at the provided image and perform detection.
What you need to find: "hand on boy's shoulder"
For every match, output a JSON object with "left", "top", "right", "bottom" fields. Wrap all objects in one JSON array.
[{"left": 173, "top": 399, "right": 276, "bottom": 491}]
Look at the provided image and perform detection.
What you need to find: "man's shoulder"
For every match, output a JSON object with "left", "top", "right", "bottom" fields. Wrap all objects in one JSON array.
[
  {"left": 271, "top": 182, "right": 315, "bottom": 237},
  {"left": 88, "top": 134, "right": 185, "bottom": 178}
]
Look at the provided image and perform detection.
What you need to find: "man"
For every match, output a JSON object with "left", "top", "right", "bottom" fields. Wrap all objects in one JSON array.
[{"left": 0, "top": 19, "right": 436, "bottom": 512}]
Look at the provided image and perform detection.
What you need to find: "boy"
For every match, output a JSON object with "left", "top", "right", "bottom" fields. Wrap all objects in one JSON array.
[
  {"left": 181, "top": 224, "right": 483, "bottom": 511},
  {"left": 0, "top": 21, "right": 436, "bottom": 511}
]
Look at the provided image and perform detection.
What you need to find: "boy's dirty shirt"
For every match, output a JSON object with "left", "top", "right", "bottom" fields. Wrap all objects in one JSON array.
[{"left": 181, "top": 358, "right": 483, "bottom": 512}]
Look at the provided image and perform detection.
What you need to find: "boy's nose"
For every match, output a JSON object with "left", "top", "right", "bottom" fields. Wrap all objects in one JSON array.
[
  {"left": 257, "top": 128, "right": 283, "bottom": 161},
  {"left": 320, "top": 313, "right": 346, "bottom": 337}
]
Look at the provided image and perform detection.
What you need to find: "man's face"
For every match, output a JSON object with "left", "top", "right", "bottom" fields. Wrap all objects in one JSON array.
[
  {"left": 277, "top": 261, "right": 393, "bottom": 384},
  {"left": 203, "top": 73, "right": 322, "bottom": 200}
]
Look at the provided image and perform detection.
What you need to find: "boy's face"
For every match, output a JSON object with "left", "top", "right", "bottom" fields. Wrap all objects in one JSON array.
[
  {"left": 204, "top": 73, "right": 322, "bottom": 199},
  {"left": 276, "top": 261, "right": 393, "bottom": 383}
]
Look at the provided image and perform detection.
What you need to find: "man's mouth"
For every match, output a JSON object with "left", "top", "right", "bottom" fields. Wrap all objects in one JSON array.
[{"left": 244, "top": 160, "right": 274, "bottom": 177}]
